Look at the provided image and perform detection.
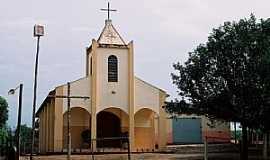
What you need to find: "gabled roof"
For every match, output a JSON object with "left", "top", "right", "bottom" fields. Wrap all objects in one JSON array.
[{"left": 97, "top": 20, "right": 126, "bottom": 45}]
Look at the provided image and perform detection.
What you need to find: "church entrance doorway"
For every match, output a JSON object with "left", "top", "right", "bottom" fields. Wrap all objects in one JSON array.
[{"left": 97, "top": 108, "right": 129, "bottom": 148}]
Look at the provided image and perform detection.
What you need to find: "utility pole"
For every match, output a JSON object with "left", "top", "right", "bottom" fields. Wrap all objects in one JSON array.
[
  {"left": 67, "top": 82, "right": 71, "bottom": 160},
  {"left": 17, "top": 84, "right": 23, "bottom": 160},
  {"left": 8, "top": 84, "right": 23, "bottom": 160},
  {"left": 30, "top": 25, "right": 44, "bottom": 160}
]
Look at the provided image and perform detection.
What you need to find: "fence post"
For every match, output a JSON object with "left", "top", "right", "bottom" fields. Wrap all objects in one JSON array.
[
  {"left": 24, "top": 142, "right": 26, "bottom": 155},
  {"left": 91, "top": 139, "right": 95, "bottom": 160},
  {"left": 204, "top": 137, "right": 208, "bottom": 160},
  {"left": 127, "top": 137, "right": 131, "bottom": 160},
  {"left": 263, "top": 133, "right": 268, "bottom": 159}
]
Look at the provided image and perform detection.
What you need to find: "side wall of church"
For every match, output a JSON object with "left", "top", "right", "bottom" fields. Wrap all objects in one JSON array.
[
  {"left": 54, "top": 86, "right": 64, "bottom": 152},
  {"left": 38, "top": 98, "right": 55, "bottom": 153},
  {"left": 95, "top": 47, "right": 129, "bottom": 114}
]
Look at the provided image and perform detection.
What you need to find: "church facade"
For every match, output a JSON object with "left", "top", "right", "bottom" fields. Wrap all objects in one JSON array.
[
  {"left": 36, "top": 17, "right": 231, "bottom": 154},
  {"left": 36, "top": 19, "right": 168, "bottom": 153}
]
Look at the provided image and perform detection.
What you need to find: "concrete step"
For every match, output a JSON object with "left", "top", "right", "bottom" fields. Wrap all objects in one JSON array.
[{"left": 166, "top": 143, "right": 239, "bottom": 154}]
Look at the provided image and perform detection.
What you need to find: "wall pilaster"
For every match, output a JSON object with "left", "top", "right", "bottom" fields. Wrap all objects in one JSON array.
[
  {"left": 128, "top": 41, "right": 135, "bottom": 151},
  {"left": 91, "top": 39, "right": 98, "bottom": 151}
]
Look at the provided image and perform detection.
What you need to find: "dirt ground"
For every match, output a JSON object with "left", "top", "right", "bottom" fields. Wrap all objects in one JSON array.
[
  {"left": 20, "top": 153, "right": 240, "bottom": 160},
  {"left": 20, "top": 153, "right": 205, "bottom": 160},
  {"left": 20, "top": 153, "right": 270, "bottom": 160}
]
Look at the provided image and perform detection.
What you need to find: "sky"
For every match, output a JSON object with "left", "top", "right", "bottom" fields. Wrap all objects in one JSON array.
[{"left": 0, "top": 0, "right": 269, "bottom": 127}]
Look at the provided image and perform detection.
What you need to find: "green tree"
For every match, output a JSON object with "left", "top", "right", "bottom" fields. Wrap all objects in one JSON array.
[
  {"left": 19, "top": 124, "right": 32, "bottom": 144},
  {"left": 168, "top": 15, "right": 270, "bottom": 160},
  {"left": 0, "top": 96, "right": 8, "bottom": 128},
  {"left": 0, "top": 127, "right": 8, "bottom": 140},
  {"left": 15, "top": 124, "right": 32, "bottom": 153},
  {"left": 258, "top": 100, "right": 270, "bottom": 158}
]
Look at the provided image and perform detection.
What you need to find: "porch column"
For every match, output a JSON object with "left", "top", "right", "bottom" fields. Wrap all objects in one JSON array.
[{"left": 158, "top": 91, "right": 167, "bottom": 150}]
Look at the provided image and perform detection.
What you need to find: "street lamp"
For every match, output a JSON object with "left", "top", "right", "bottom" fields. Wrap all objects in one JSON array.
[
  {"left": 8, "top": 84, "right": 23, "bottom": 160},
  {"left": 30, "top": 24, "right": 44, "bottom": 160}
]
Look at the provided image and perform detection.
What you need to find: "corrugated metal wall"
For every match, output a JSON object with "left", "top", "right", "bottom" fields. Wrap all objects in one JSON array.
[{"left": 173, "top": 118, "right": 202, "bottom": 144}]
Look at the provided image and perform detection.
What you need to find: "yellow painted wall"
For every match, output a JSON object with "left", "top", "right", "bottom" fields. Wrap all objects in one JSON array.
[
  {"left": 38, "top": 98, "right": 55, "bottom": 153},
  {"left": 158, "top": 91, "right": 168, "bottom": 149},
  {"left": 134, "top": 109, "right": 156, "bottom": 150},
  {"left": 54, "top": 86, "right": 64, "bottom": 152},
  {"left": 38, "top": 38, "right": 169, "bottom": 152},
  {"left": 96, "top": 47, "right": 129, "bottom": 114},
  {"left": 62, "top": 77, "right": 91, "bottom": 114},
  {"left": 135, "top": 78, "right": 160, "bottom": 114}
]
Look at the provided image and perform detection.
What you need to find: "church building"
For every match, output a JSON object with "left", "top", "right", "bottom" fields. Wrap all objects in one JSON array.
[
  {"left": 36, "top": 6, "right": 231, "bottom": 154},
  {"left": 36, "top": 16, "right": 168, "bottom": 153}
]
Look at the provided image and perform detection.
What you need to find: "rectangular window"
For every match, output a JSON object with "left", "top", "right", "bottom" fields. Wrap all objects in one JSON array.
[
  {"left": 108, "top": 55, "right": 118, "bottom": 82},
  {"left": 90, "top": 57, "right": 92, "bottom": 75}
]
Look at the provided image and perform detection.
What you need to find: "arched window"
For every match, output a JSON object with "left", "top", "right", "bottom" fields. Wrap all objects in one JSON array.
[{"left": 108, "top": 55, "right": 118, "bottom": 82}]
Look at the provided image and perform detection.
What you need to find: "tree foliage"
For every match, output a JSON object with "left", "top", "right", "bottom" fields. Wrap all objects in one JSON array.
[
  {"left": 167, "top": 15, "right": 270, "bottom": 159},
  {"left": 0, "top": 96, "right": 8, "bottom": 128},
  {"left": 19, "top": 124, "right": 32, "bottom": 144},
  {"left": 169, "top": 14, "right": 270, "bottom": 128},
  {"left": 0, "top": 127, "right": 8, "bottom": 140}
]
